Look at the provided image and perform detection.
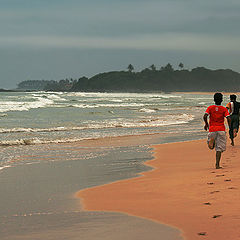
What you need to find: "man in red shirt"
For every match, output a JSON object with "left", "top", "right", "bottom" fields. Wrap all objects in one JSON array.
[{"left": 203, "top": 93, "right": 231, "bottom": 169}]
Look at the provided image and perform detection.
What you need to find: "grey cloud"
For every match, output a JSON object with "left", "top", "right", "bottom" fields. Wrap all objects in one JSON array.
[{"left": 1, "top": 0, "right": 240, "bottom": 38}]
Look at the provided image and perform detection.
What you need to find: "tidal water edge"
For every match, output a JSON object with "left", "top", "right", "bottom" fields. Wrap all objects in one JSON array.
[{"left": 0, "top": 92, "right": 217, "bottom": 239}]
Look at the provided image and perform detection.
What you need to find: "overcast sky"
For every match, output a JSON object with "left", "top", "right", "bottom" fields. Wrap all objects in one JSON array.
[{"left": 1, "top": 0, "right": 240, "bottom": 88}]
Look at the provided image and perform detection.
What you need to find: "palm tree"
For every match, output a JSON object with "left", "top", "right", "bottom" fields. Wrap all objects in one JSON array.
[
  {"left": 150, "top": 64, "right": 156, "bottom": 71},
  {"left": 127, "top": 64, "right": 134, "bottom": 72},
  {"left": 179, "top": 62, "right": 184, "bottom": 70}
]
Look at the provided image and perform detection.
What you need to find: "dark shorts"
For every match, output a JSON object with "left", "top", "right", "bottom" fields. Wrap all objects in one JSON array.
[{"left": 229, "top": 114, "right": 239, "bottom": 139}]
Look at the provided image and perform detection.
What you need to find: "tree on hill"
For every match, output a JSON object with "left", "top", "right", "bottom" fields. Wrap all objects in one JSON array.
[
  {"left": 179, "top": 62, "right": 184, "bottom": 69},
  {"left": 161, "top": 63, "right": 174, "bottom": 72},
  {"left": 127, "top": 64, "right": 134, "bottom": 72},
  {"left": 150, "top": 64, "right": 156, "bottom": 71},
  {"left": 17, "top": 64, "right": 240, "bottom": 93}
]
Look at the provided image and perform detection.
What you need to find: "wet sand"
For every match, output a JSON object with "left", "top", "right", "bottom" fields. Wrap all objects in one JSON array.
[
  {"left": 77, "top": 138, "right": 240, "bottom": 240},
  {"left": 0, "top": 133, "right": 182, "bottom": 240}
]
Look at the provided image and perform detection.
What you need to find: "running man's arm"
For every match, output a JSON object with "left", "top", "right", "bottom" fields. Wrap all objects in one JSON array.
[
  {"left": 203, "top": 113, "right": 209, "bottom": 131},
  {"left": 226, "top": 115, "right": 231, "bottom": 128},
  {"left": 224, "top": 107, "right": 231, "bottom": 128}
]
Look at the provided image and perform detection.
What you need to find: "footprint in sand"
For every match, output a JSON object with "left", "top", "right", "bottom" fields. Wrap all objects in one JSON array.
[
  {"left": 203, "top": 202, "right": 211, "bottom": 205},
  {"left": 207, "top": 182, "right": 214, "bottom": 185},
  {"left": 228, "top": 187, "right": 237, "bottom": 190},
  {"left": 198, "top": 232, "right": 207, "bottom": 236},
  {"left": 213, "top": 214, "right": 222, "bottom": 218},
  {"left": 216, "top": 174, "right": 225, "bottom": 177},
  {"left": 210, "top": 190, "right": 220, "bottom": 194},
  {"left": 224, "top": 179, "right": 232, "bottom": 182}
]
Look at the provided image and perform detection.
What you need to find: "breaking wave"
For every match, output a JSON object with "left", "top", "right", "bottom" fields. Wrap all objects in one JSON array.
[
  {"left": 0, "top": 97, "right": 54, "bottom": 113},
  {"left": 0, "top": 113, "right": 194, "bottom": 134},
  {"left": 0, "top": 137, "right": 89, "bottom": 146}
]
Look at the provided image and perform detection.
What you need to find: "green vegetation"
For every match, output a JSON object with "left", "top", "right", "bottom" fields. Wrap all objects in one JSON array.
[{"left": 17, "top": 64, "right": 240, "bottom": 92}]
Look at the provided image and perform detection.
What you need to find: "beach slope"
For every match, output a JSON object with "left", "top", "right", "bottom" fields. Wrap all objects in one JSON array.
[{"left": 76, "top": 139, "right": 240, "bottom": 240}]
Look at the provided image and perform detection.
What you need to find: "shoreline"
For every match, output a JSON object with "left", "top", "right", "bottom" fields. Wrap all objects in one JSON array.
[
  {"left": 0, "top": 132, "right": 182, "bottom": 240},
  {"left": 76, "top": 138, "right": 240, "bottom": 240}
]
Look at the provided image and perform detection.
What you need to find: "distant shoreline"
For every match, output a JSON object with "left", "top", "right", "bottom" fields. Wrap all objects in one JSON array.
[
  {"left": 16, "top": 67, "right": 240, "bottom": 92},
  {"left": 0, "top": 88, "right": 15, "bottom": 92},
  {"left": 2, "top": 89, "right": 240, "bottom": 95}
]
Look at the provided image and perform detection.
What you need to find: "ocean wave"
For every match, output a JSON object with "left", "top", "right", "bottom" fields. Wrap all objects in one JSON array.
[
  {"left": 0, "top": 113, "right": 194, "bottom": 135},
  {"left": 0, "top": 165, "right": 11, "bottom": 171},
  {"left": 0, "top": 137, "right": 89, "bottom": 146},
  {"left": 108, "top": 114, "right": 194, "bottom": 128},
  {"left": 139, "top": 108, "right": 156, "bottom": 113},
  {"left": 0, "top": 97, "right": 54, "bottom": 113},
  {"left": 71, "top": 103, "right": 147, "bottom": 108},
  {"left": 66, "top": 92, "right": 182, "bottom": 99},
  {"left": 31, "top": 93, "right": 67, "bottom": 101},
  {"left": 0, "top": 113, "right": 194, "bottom": 146},
  {"left": 0, "top": 126, "right": 86, "bottom": 133}
]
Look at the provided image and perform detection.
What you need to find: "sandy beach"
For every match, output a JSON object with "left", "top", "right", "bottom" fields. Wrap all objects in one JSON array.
[{"left": 77, "top": 137, "right": 240, "bottom": 240}]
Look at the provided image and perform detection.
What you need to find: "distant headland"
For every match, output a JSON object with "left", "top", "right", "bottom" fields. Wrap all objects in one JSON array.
[
  {"left": 16, "top": 64, "right": 240, "bottom": 92},
  {"left": 0, "top": 88, "right": 14, "bottom": 92}
]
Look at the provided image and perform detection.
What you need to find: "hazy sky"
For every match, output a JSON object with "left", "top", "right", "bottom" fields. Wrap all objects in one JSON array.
[{"left": 1, "top": 0, "right": 240, "bottom": 88}]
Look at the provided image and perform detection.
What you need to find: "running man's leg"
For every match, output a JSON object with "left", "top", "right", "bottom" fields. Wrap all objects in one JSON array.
[
  {"left": 207, "top": 132, "right": 216, "bottom": 150},
  {"left": 232, "top": 114, "right": 239, "bottom": 139},
  {"left": 229, "top": 115, "right": 234, "bottom": 145},
  {"left": 214, "top": 131, "right": 226, "bottom": 169},
  {"left": 216, "top": 151, "right": 222, "bottom": 169}
]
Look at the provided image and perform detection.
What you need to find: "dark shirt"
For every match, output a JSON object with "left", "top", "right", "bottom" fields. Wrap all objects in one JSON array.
[{"left": 231, "top": 101, "right": 240, "bottom": 115}]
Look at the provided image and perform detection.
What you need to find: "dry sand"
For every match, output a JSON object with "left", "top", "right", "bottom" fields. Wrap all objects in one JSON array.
[{"left": 76, "top": 137, "right": 240, "bottom": 240}]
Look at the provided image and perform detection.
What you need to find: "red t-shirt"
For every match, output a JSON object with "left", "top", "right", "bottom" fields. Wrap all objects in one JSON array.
[{"left": 205, "top": 105, "right": 229, "bottom": 132}]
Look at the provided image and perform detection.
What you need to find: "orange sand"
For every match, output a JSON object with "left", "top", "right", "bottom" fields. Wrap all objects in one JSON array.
[{"left": 76, "top": 138, "right": 240, "bottom": 240}]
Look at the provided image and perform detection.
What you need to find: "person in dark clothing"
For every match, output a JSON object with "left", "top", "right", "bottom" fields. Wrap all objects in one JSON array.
[{"left": 226, "top": 94, "right": 240, "bottom": 146}]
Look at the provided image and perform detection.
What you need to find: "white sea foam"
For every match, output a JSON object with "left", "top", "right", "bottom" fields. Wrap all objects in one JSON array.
[
  {"left": 0, "top": 97, "right": 54, "bottom": 113},
  {"left": 41, "top": 94, "right": 67, "bottom": 101},
  {"left": 0, "top": 126, "right": 86, "bottom": 133},
  {"left": 0, "top": 137, "right": 89, "bottom": 146},
  {"left": 0, "top": 113, "right": 194, "bottom": 135},
  {"left": 71, "top": 103, "right": 147, "bottom": 108},
  {"left": 104, "top": 113, "right": 194, "bottom": 128},
  {"left": 0, "top": 165, "right": 11, "bottom": 171},
  {"left": 139, "top": 108, "right": 156, "bottom": 113},
  {"left": 67, "top": 92, "right": 182, "bottom": 99}
]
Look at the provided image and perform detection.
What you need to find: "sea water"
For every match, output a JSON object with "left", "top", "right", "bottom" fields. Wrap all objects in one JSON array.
[
  {"left": 0, "top": 91, "right": 215, "bottom": 169},
  {"left": 0, "top": 91, "right": 212, "bottom": 144},
  {"left": 0, "top": 91, "right": 220, "bottom": 239}
]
